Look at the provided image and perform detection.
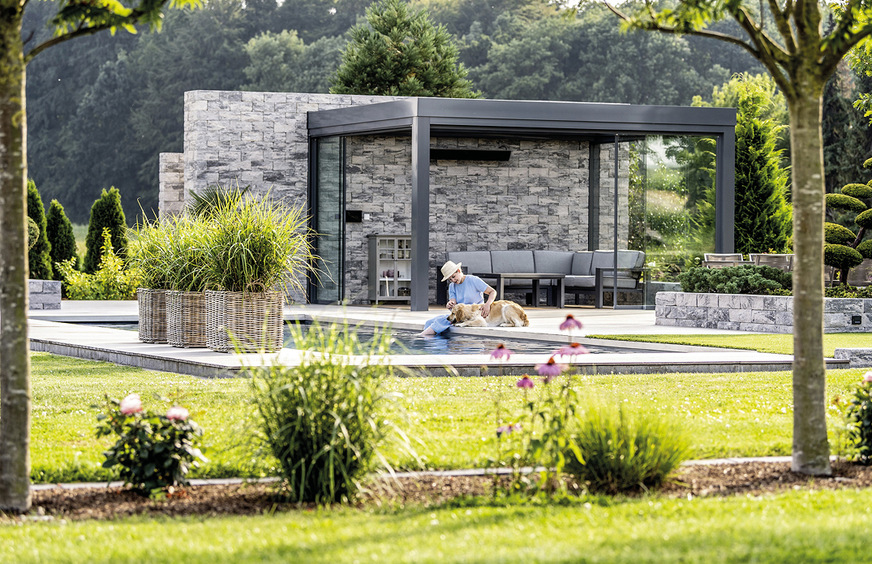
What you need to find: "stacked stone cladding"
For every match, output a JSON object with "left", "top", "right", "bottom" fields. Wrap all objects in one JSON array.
[
  {"left": 655, "top": 291, "right": 872, "bottom": 333},
  {"left": 158, "top": 153, "right": 185, "bottom": 218}
]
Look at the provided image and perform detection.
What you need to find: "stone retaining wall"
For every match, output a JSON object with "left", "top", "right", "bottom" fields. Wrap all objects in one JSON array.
[
  {"left": 655, "top": 291, "right": 872, "bottom": 333},
  {"left": 29, "top": 279, "right": 61, "bottom": 310}
]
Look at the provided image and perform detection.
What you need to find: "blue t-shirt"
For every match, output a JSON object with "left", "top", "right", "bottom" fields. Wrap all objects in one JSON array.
[{"left": 449, "top": 274, "right": 489, "bottom": 305}]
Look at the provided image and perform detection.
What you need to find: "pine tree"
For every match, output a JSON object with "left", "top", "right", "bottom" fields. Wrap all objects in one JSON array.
[
  {"left": 330, "top": 0, "right": 480, "bottom": 98},
  {"left": 26, "top": 180, "right": 53, "bottom": 280},
  {"left": 46, "top": 199, "right": 80, "bottom": 277},
  {"left": 84, "top": 187, "right": 128, "bottom": 274}
]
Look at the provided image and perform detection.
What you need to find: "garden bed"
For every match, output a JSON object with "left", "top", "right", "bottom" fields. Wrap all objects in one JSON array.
[{"left": 655, "top": 291, "right": 872, "bottom": 333}]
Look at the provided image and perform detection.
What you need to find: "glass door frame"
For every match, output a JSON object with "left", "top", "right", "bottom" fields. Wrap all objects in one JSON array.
[{"left": 307, "top": 136, "right": 346, "bottom": 304}]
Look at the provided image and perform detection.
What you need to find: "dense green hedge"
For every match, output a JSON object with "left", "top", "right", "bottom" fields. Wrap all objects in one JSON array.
[{"left": 678, "top": 265, "right": 792, "bottom": 294}]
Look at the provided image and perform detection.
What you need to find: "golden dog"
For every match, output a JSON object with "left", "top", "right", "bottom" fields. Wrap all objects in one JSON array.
[{"left": 447, "top": 300, "right": 529, "bottom": 328}]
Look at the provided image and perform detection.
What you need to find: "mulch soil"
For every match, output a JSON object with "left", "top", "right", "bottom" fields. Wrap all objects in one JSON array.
[{"left": 5, "top": 460, "right": 872, "bottom": 522}]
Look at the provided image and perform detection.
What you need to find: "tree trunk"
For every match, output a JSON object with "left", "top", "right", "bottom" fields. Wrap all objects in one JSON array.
[
  {"left": 0, "top": 13, "right": 33, "bottom": 512},
  {"left": 788, "top": 85, "right": 831, "bottom": 475}
]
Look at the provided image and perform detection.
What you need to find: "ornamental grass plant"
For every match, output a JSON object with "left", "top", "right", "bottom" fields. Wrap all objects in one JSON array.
[{"left": 247, "top": 321, "right": 415, "bottom": 504}]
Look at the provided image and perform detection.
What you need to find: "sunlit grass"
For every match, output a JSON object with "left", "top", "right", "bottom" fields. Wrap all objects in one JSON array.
[
  {"left": 589, "top": 332, "right": 872, "bottom": 356},
  {"left": 29, "top": 352, "right": 869, "bottom": 482}
]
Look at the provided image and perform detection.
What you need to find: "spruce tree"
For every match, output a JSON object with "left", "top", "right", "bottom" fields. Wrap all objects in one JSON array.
[
  {"left": 84, "top": 187, "right": 128, "bottom": 274},
  {"left": 46, "top": 199, "right": 80, "bottom": 277},
  {"left": 26, "top": 180, "right": 53, "bottom": 280},
  {"left": 330, "top": 0, "right": 480, "bottom": 98}
]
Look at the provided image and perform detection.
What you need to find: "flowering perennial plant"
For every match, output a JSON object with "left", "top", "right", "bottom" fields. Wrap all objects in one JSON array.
[
  {"left": 96, "top": 393, "right": 207, "bottom": 495},
  {"left": 845, "top": 371, "right": 872, "bottom": 464}
]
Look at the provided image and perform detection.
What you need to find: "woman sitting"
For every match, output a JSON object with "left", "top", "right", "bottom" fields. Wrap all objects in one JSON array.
[{"left": 418, "top": 260, "right": 496, "bottom": 336}]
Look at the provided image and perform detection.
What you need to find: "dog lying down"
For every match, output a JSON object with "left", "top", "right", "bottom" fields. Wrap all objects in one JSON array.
[{"left": 447, "top": 300, "right": 529, "bottom": 328}]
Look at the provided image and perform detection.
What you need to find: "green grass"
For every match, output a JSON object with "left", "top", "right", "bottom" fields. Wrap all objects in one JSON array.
[
  {"left": 27, "top": 352, "right": 870, "bottom": 482},
  {"left": 589, "top": 332, "right": 872, "bottom": 356},
  {"left": 2, "top": 490, "right": 872, "bottom": 562}
]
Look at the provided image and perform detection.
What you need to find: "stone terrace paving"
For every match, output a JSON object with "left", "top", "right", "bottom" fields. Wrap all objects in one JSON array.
[{"left": 26, "top": 301, "right": 834, "bottom": 378}]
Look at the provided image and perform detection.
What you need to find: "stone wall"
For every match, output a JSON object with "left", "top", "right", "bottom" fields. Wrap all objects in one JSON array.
[
  {"left": 29, "top": 279, "right": 61, "bottom": 310},
  {"left": 655, "top": 291, "right": 872, "bottom": 333},
  {"left": 159, "top": 153, "right": 185, "bottom": 218}
]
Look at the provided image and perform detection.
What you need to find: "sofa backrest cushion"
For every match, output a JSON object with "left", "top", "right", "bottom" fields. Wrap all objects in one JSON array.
[
  {"left": 591, "top": 250, "right": 645, "bottom": 273},
  {"left": 533, "top": 251, "right": 574, "bottom": 274},
  {"left": 491, "top": 250, "right": 535, "bottom": 273},
  {"left": 571, "top": 251, "right": 594, "bottom": 275},
  {"left": 447, "top": 251, "right": 493, "bottom": 275}
]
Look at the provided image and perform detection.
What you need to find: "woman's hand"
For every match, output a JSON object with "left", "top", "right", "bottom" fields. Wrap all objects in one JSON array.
[
  {"left": 446, "top": 299, "right": 457, "bottom": 310},
  {"left": 480, "top": 303, "right": 490, "bottom": 318}
]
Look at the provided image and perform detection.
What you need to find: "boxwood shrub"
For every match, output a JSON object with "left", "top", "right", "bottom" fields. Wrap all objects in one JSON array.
[{"left": 678, "top": 265, "right": 792, "bottom": 294}]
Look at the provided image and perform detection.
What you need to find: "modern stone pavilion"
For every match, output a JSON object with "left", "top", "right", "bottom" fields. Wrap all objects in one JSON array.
[{"left": 159, "top": 92, "right": 736, "bottom": 312}]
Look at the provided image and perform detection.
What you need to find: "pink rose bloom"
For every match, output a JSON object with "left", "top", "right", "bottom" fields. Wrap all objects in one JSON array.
[
  {"left": 864, "top": 372, "right": 872, "bottom": 384},
  {"left": 119, "top": 394, "right": 142, "bottom": 415},
  {"left": 559, "top": 314, "right": 583, "bottom": 332},
  {"left": 491, "top": 344, "right": 514, "bottom": 361},
  {"left": 166, "top": 406, "right": 189, "bottom": 421}
]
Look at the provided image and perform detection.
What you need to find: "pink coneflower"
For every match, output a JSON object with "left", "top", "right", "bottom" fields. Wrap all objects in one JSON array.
[
  {"left": 166, "top": 406, "right": 189, "bottom": 421},
  {"left": 536, "top": 357, "right": 566, "bottom": 383},
  {"left": 516, "top": 375, "right": 535, "bottom": 389},
  {"left": 864, "top": 371, "right": 872, "bottom": 384},
  {"left": 491, "top": 343, "right": 514, "bottom": 361},
  {"left": 559, "top": 314, "right": 583, "bottom": 332},
  {"left": 496, "top": 423, "right": 521, "bottom": 437},
  {"left": 119, "top": 394, "right": 142, "bottom": 415},
  {"left": 554, "top": 342, "right": 589, "bottom": 358}
]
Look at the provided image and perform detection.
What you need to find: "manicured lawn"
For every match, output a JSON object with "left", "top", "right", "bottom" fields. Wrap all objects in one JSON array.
[
  {"left": 28, "top": 352, "right": 869, "bottom": 482},
  {"left": 589, "top": 332, "right": 872, "bottom": 356},
  {"left": 2, "top": 490, "right": 872, "bottom": 562}
]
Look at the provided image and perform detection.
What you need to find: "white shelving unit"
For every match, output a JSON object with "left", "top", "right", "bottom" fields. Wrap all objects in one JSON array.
[{"left": 368, "top": 234, "right": 412, "bottom": 304}]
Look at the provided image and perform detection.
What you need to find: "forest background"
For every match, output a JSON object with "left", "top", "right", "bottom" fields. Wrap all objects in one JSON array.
[{"left": 22, "top": 0, "right": 872, "bottom": 224}]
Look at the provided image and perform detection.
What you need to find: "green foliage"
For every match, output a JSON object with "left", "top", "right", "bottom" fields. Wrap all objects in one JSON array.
[
  {"left": 129, "top": 213, "right": 212, "bottom": 291},
  {"left": 26, "top": 218, "right": 39, "bottom": 251},
  {"left": 57, "top": 229, "right": 141, "bottom": 299},
  {"left": 564, "top": 399, "right": 691, "bottom": 495},
  {"left": 824, "top": 284, "right": 872, "bottom": 298},
  {"left": 242, "top": 31, "right": 344, "bottom": 94},
  {"left": 331, "top": 0, "right": 480, "bottom": 98},
  {"left": 46, "top": 199, "right": 80, "bottom": 277},
  {"left": 825, "top": 221, "right": 857, "bottom": 245},
  {"left": 204, "top": 193, "right": 314, "bottom": 294},
  {"left": 247, "top": 322, "right": 411, "bottom": 503},
  {"left": 27, "top": 179, "right": 53, "bottom": 279},
  {"left": 857, "top": 239, "right": 872, "bottom": 259},
  {"left": 842, "top": 183, "right": 872, "bottom": 199},
  {"left": 824, "top": 243, "right": 864, "bottom": 270},
  {"left": 826, "top": 192, "right": 867, "bottom": 213},
  {"left": 678, "top": 265, "right": 792, "bottom": 294},
  {"left": 84, "top": 187, "right": 128, "bottom": 274},
  {"left": 96, "top": 393, "right": 207, "bottom": 495},
  {"left": 856, "top": 208, "right": 872, "bottom": 230},
  {"left": 187, "top": 182, "right": 250, "bottom": 219},
  {"left": 844, "top": 375, "right": 872, "bottom": 465},
  {"left": 702, "top": 73, "right": 792, "bottom": 254}
]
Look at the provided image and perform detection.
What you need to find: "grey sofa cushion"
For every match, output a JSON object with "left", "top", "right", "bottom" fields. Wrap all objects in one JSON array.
[
  {"left": 534, "top": 251, "right": 574, "bottom": 274},
  {"left": 571, "top": 251, "right": 594, "bottom": 275},
  {"left": 491, "top": 250, "right": 535, "bottom": 287},
  {"left": 447, "top": 251, "right": 492, "bottom": 275},
  {"left": 591, "top": 250, "right": 645, "bottom": 289}
]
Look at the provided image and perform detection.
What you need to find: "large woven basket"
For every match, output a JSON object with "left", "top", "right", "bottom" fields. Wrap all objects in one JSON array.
[
  {"left": 166, "top": 290, "right": 207, "bottom": 348},
  {"left": 137, "top": 288, "right": 167, "bottom": 344},
  {"left": 206, "top": 290, "right": 283, "bottom": 353}
]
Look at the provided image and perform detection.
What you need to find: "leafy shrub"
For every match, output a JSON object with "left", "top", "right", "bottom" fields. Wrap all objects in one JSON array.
[
  {"left": 565, "top": 399, "right": 691, "bottom": 494},
  {"left": 56, "top": 228, "right": 141, "bottom": 299},
  {"left": 247, "top": 322, "right": 412, "bottom": 503},
  {"left": 27, "top": 179, "right": 53, "bottom": 279},
  {"left": 96, "top": 393, "right": 207, "bottom": 495},
  {"left": 84, "top": 187, "right": 127, "bottom": 273},
  {"left": 824, "top": 243, "right": 864, "bottom": 271},
  {"left": 824, "top": 222, "right": 857, "bottom": 246},
  {"left": 824, "top": 285, "right": 872, "bottom": 298},
  {"left": 26, "top": 217, "right": 39, "bottom": 251},
  {"left": 678, "top": 265, "right": 792, "bottom": 294},
  {"left": 46, "top": 199, "right": 80, "bottom": 276}
]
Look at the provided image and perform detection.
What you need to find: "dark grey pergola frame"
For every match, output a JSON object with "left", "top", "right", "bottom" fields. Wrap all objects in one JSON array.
[{"left": 308, "top": 97, "right": 736, "bottom": 312}]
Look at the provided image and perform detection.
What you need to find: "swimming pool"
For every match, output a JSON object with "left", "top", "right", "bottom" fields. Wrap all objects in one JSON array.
[{"left": 88, "top": 321, "right": 662, "bottom": 356}]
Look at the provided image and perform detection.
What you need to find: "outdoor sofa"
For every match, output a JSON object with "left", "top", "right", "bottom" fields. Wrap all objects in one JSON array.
[{"left": 437, "top": 249, "right": 646, "bottom": 308}]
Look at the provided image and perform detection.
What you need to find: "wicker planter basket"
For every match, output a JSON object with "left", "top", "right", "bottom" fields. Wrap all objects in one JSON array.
[
  {"left": 137, "top": 288, "right": 167, "bottom": 344},
  {"left": 206, "top": 290, "right": 283, "bottom": 353},
  {"left": 166, "top": 290, "right": 207, "bottom": 348}
]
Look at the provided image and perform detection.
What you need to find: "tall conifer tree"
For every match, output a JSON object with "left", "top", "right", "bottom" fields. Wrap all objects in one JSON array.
[
  {"left": 26, "top": 180, "right": 52, "bottom": 280},
  {"left": 84, "top": 187, "right": 128, "bottom": 274}
]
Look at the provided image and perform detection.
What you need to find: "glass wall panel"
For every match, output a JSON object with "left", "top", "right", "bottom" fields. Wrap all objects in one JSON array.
[
  {"left": 311, "top": 136, "right": 344, "bottom": 304},
  {"left": 628, "top": 134, "right": 717, "bottom": 308}
]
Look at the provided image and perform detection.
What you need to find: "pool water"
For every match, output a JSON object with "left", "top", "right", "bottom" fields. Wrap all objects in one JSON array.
[{"left": 87, "top": 322, "right": 660, "bottom": 356}]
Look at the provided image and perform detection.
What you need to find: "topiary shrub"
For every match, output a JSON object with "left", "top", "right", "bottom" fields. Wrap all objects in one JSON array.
[
  {"left": 678, "top": 265, "right": 792, "bottom": 294},
  {"left": 825, "top": 174, "right": 872, "bottom": 284},
  {"left": 46, "top": 199, "right": 80, "bottom": 278},
  {"left": 26, "top": 217, "right": 39, "bottom": 251},
  {"left": 84, "top": 187, "right": 127, "bottom": 274},
  {"left": 824, "top": 243, "right": 864, "bottom": 272},
  {"left": 825, "top": 222, "right": 857, "bottom": 246},
  {"left": 27, "top": 179, "right": 53, "bottom": 280}
]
